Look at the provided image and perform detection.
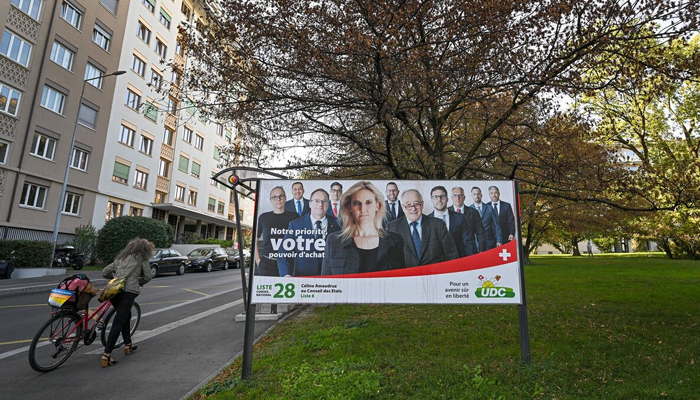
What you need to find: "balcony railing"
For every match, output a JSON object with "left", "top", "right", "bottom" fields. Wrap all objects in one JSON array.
[
  {"left": 156, "top": 175, "right": 170, "bottom": 192},
  {"left": 160, "top": 143, "right": 174, "bottom": 160}
]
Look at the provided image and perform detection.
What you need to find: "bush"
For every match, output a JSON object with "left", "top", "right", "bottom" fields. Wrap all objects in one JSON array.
[
  {"left": 96, "top": 216, "right": 174, "bottom": 263},
  {"left": 0, "top": 240, "right": 53, "bottom": 268},
  {"left": 73, "top": 224, "right": 98, "bottom": 264}
]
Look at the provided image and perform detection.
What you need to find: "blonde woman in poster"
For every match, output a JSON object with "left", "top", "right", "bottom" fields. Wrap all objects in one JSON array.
[{"left": 322, "top": 181, "right": 406, "bottom": 275}]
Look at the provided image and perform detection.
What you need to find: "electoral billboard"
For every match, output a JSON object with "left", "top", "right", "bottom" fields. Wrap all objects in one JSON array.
[{"left": 251, "top": 180, "right": 522, "bottom": 304}]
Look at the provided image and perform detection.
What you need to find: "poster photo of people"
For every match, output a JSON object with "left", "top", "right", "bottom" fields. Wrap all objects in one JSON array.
[{"left": 251, "top": 180, "right": 523, "bottom": 305}]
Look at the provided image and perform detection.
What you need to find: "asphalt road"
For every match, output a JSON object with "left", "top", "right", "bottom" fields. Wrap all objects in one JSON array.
[{"left": 0, "top": 268, "right": 277, "bottom": 400}]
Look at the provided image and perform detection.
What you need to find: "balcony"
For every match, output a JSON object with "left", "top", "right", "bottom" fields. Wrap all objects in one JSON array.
[
  {"left": 160, "top": 143, "right": 174, "bottom": 160},
  {"left": 169, "top": 84, "right": 182, "bottom": 100},
  {"left": 165, "top": 112, "right": 178, "bottom": 130},
  {"left": 173, "top": 53, "right": 185, "bottom": 72},
  {"left": 156, "top": 176, "right": 170, "bottom": 192}
]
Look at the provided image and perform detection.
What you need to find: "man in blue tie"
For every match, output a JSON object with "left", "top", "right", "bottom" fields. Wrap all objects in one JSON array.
[
  {"left": 487, "top": 185, "right": 516, "bottom": 243},
  {"left": 384, "top": 182, "right": 404, "bottom": 222},
  {"left": 469, "top": 187, "right": 502, "bottom": 250},
  {"left": 284, "top": 181, "right": 310, "bottom": 216},
  {"left": 388, "top": 189, "right": 457, "bottom": 267}
]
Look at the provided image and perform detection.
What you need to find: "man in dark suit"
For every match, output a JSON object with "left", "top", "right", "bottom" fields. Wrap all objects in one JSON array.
[
  {"left": 487, "top": 186, "right": 516, "bottom": 243},
  {"left": 449, "top": 186, "right": 486, "bottom": 254},
  {"left": 327, "top": 182, "right": 343, "bottom": 219},
  {"left": 278, "top": 188, "right": 340, "bottom": 276},
  {"left": 284, "top": 181, "right": 310, "bottom": 216},
  {"left": 388, "top": 189, "right": 458, "bottom": 267},
  {"left": 428, "top": 186, "right": 475, "bottom": 257},
  {"left": 469, "top": 187, "right": 502, "bottom": 250},
  {"left": 384, "top": 182, "right": 404, "bottom": 222}
]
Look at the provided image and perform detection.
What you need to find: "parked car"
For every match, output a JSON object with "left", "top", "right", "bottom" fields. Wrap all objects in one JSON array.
[
  {"left": 149, "top": 249, "right": 189, "bottom": 276},
  {"left": 225, "top": 249, "right": 241, "bottom": 269},
  {"left": 186, "top": 248, "right": 230, "bottom": 272}
]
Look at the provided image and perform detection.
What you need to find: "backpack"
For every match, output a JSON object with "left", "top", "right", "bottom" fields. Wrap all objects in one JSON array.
[{"left": 51, "top": 274, "right": 95, "bottom": 309}]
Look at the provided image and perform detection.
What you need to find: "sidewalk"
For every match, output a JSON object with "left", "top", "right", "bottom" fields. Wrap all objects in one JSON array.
[{"left": 0, "top": 270, "right": 108, "bottom": 298}]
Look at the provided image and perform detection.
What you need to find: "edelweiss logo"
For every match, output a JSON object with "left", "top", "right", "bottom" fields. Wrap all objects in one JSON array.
[{"left": 475, "top": 274, "right": 515, "bottom": 298}]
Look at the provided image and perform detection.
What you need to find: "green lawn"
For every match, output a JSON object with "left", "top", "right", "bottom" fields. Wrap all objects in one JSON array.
[{"left": 194, "top": 255, "right": 699, "bottom": 400}]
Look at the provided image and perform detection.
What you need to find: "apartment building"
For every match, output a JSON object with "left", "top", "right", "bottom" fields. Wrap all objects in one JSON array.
[
  {"left": 91, "top": 0, "right": 253, "bottom": 241},
  {"left": 0, "top": 0, "right": 254, "bottom": 243},
  {"left": 0, "top": 0, "right": 128, "bottom": 241}
]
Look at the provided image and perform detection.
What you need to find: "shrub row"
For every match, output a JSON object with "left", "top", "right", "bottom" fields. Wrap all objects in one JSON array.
[
  {"left": 96, "top": 216, "right": 174, "bottom": 263},
  {"left": 0, "top": 240, "right": 53, "bottom": 268}
]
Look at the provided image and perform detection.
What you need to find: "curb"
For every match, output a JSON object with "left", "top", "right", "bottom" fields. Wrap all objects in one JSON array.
[
  {"left": 179, "top": 304, "right": 307, "bottom": 400},
  {"left": 0, "top": 279, "right": 108, "bottom": 298}
]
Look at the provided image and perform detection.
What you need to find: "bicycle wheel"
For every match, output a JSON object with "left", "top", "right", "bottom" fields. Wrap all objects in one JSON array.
[
  {"left": 28, "top": 312, "right": 82, "bottom": 372},
  {"left": 100, "top": 301, "right": 141, "bottom": 349}
]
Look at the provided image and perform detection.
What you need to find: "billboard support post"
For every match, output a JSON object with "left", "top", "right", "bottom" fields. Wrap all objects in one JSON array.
[
  {"left": 513, "top": 180, "right": 531, "bottom": 365},
  {"left": 210, "top": 167, "right": 287, "bottom": 381}
]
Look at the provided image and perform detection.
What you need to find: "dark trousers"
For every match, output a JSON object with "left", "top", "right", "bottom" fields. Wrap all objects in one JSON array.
[
  {"left": 104, "top": 291, "right": 138, "bottom": 354},
  {"left": 258, "top": 257, "right": 279, "bottom": 277}
]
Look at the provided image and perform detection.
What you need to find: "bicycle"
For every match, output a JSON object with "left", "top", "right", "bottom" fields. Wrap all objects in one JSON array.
[{"left": 28, "top": 288, "right": 141, "bottom": 372}]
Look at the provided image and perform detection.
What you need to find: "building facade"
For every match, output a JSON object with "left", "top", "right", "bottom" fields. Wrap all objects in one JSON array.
[{"left": 1, "top": 0, "right": 254, "bottom": 244}]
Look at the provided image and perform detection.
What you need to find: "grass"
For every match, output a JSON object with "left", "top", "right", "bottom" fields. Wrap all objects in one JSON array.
[{"left": 192, "top": 254, "right": 699, "bottom": 400}]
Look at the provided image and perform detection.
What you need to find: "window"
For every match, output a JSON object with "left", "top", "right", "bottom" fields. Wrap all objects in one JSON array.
[
  {"left": 182, "top": 126, "right": 192, "bottom": 143},
  {"left": 40, "top": 86, "right": 64, "bottom": 114},
  {"left": 163, "top": 126, "right": 174, "bottom": 146},
  {"left": 154, "top": 191, "right": 166, "bottom": 204},
  {"left": 167, "top": 97, "right": 178, "bottom": 113},
  {"left": 20, "top": 182, "right": 47, "bottom": 209},
  {"left": 0, "top": 140, "right": 8, "bottom": 164},
  {"left": 141, "top": 0, "right": 155, "bottom": 13},
  {"left": 119, "top": 124, "right": 134, "bottom": 146},
  {"left": 136, "top": 20, "right": 151, "bottom": 44},
  {"left": 213, "top": 146, "right": 220, "bottom": 161},
  {"left": 30, "top": 133, "right": 56, "bottom": 160},
  {"left": 144, "top": 100, "right": 157, "bottom": 121},
  {"left": 158, "top": 158, "right": 170, "bottom": 177},
  {"left": 1, "top": 30, "right": 32, "bottom": 67},
  {"left": 63, "top": 193, "right": 81, "bottom": 215},
  {"left": 0, "top": 84, "right": 22, "bottom": 117},
  {"left": 92, "top": 24, "right": 111, "bottom": 51},
  {"left": 191, "top": 161, "right": 200, "bottom": 178},
  {"left": 187, "top": 189, "right": 197, "bottom": 205},
  {"left": 100, "top": 0, "right": 118, "bottom": 14},
  {"left": 70, "top": 147, "right": 89, "bottom": 171},
  {"left": 154, "top": 38, "right": 167, "bottom": 59},
  {"left": 106, "top": 201, "right": 122, "bottom": 220},
  {"left": 217, "top": 201, "right": 224, "bottom": 215},
  {"left": 134, "top": 170, "right": 148, "bottom": 189},
  {"left": 84, "top": 63, "right": 104, "bottom": 89},
  {"left": 129, "top": 206, "right": 142, "bottom": 216},
  {"left": 175, "top": 40, "right": 185, "bottom": 57},
  {"left": 131, "top": 53, "right": 146, "bottom": 76},
  {"left": 60, "top": 1, "right": 82, "bottom": 29},
  {"left": 171, "top": 70, "right": 182, "bottom": 87},
  {"left": 150, "top": 68, "right": 163, "bottom": 90},
  {"left": 78, "top": 103, "right": 97, "bottom": 129},
  {"left": 112, "top": 161, "right": 129, "bottom": 184},
  {"left": 178, "top": 154, "right": 189, "bottom": 172},
  {"left": 224, "top": 129, "right": 232, "bottom": 143},
  {"left": 125, "top": 88, "right": 141, "bottom": 110},
  {"left": 194, "top": 134, "right": 203, "bottom": 150},
  {"left": 50, "top": 41, "right": 74, "bottom": 70},
  {"left": 208, "top": 197, "right": 216, "bottom": 212},
  {"left": 11, "top": 0, "right": 42, "bottom": 20},
  {"left": 175, "top": 185, "right": 185, "bottom": 202},
  {"left": 216, "top": 123, "right": 223, "bottom": 136},
  {"left": 159, "top": 8, "right": 171, "bottom": 29},
  {"left": 139, "top": 135, "right": 153, "bottom": 155},
  {"left": 181, "top": 2, "right": 192, "bottom": 20}
]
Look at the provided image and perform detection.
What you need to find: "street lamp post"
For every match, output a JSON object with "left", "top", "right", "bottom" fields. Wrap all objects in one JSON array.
[{"left": 49, "top": 70, "right": 126, "bottom": 268}]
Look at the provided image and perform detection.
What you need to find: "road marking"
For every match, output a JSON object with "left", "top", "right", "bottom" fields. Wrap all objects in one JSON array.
[
  {"left": 183, "top": 288, "right": 209, "bottom": 297},
  {"left": 138, "top": 300, "right": 188, "bottom": 306},
  {"left": 143, "top": 285, "right": 171, "bottom": 288},
  {"left": 85, "top": 299, "right": 244, "bottom": 355},
  {"left": 0, "top": 285, "right": 242, "bottom": 361},
  {"left": 0, "top": 304, "right": 46, "bottom": 309},
  {"left": 0, "top": 338, "right": 43, "bottom": 346}
]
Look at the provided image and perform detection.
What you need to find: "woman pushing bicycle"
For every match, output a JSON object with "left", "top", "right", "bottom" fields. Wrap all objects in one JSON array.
[{"left": 101, "top": 238, "right": 154, "bottom": 367}]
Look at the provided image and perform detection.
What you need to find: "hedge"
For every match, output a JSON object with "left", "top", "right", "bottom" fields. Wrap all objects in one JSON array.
[
  {"left": 96, "top": 216, "right": 174, "bottom": 263},
  {"left": 0, "top": 240, "right": 53, "bottom": 268}
]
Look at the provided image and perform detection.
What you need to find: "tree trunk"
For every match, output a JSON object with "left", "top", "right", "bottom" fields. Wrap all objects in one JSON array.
[{"left": 571, "top": 238, "right": 582, "bottom": 256}]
